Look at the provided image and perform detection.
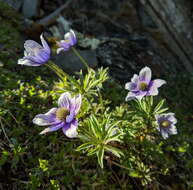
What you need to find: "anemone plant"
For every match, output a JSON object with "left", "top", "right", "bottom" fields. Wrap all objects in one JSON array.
[{"left": 76, "top": 115, "right": 124, "bottom": 168}]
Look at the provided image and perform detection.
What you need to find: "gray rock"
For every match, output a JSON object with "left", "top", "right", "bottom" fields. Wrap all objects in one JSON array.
[
  {"left": 22, "top": 0, "right": 40, "bottom": 18},
  {"left": 139, "top": 0, "right": 193, "bottom": 72},
  {"left": 55, "top": 50, "right": 98, "bottom": 73}
]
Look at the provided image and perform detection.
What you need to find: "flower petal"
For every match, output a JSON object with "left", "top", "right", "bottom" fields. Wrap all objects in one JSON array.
[
  {"left": 148, "top": 82, "right": 159, "bottom": 96},
  {"left": 65, "top": 29, "right": 77, "bottom": 46},
  {"left": 24, "top": 40, "right": 42, "bottom": 55},
  {"left": 168, "top": 125, "right": 177, "bottom": 135},
  {"left": 66, "top": 111, "right": 75, "bottom": 123},
  {"left": 125, "top": 92, "right": 136, "bottom": 101},
  {"left": 153, "top": 79, "right": 166, "bottom": 88},
  {"left": 33, "top": 108, "right": 58, "bottom": 126},
  {"left": 40, "top": 34, "right": 51, "bottom": 53},
  {"left": 39, "top": 122, "right": 64, "bottom": 135},
  {"left": 139, "top": 67, "right": 152, "bottom": 83},
  {"left": 58, "top": 92, "right": 71, "bottom": 109},
  {"left": 165, "top": 113, "right": 177, "bottom": 124},
  {"left": 131, "top": 74, "right": 139, "bottom": 83},
  {"left": 160, "top": 129, "right": 169, "bottom": 139},
  {"left": 125, "top": 82, "right": 137, "bottom": 91},
  {"left": 168, "top": 125, "right": 178, "bottom": 135},
  {"left": 136, "top": 92, "right": 146, "bottom": 100},
  {"left": 74, "top": 94, "right": 82, "bottom": 115},
  {"left": 56, "top": 47, "right": 65, "bottom": 54},
  {"left": 63, "top": 120, "right": 78, "bottom": 138},
  {"left": 18, "top": 58, "right": 40, "bottom": 66}
]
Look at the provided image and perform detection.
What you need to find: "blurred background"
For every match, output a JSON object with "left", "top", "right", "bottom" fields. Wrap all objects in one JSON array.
[{"left": 1, "top": 0, "right": 193, "bottom": 78}]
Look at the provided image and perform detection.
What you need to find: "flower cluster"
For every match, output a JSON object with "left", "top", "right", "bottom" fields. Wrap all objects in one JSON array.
[
  {"left": 17, "top": 29, "right": 178, "bottom": 150},
  {"left": 18, "top": 30, "right": 76, "bottom": 66},
  {"left": 125, "top": 67, "right": 177, "bottom": 139},
  {"left": 18, "top": 30, "right": 80, "bottom": 138}
]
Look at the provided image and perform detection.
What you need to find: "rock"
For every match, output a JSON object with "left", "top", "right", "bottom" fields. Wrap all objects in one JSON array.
[
  {"left": 55, "top": 50, "right": 98, "bottom": 73},
  {"left": 96, "top": 37, "right": 175, "bottom": 83},
  {"left": 22, "top": 0, "right": 40, "bottom": 18},
  {"left": 139, "top": 0, "right": 193, "bottom": 72}
]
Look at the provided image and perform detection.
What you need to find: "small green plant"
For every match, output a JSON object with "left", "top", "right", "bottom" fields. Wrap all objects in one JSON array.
[{"left": 77, "top": 115, "right": 123, "bottom": 168}]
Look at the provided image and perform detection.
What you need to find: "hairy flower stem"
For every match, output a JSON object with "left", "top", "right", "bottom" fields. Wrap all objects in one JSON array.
[
  {"left": 72, "top": 47, "right": 89, "bottom": 70},
  {"left": 47, "top": 61, "right": 79, "bottom": 88}
]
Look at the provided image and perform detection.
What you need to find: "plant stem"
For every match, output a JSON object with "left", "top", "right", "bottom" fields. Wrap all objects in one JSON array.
[
  {"left": 46, "top": 61, "right": 79, "bottom": 88},
  {"left": 72, "top": 47, "right": 89, "bottom": 70}
]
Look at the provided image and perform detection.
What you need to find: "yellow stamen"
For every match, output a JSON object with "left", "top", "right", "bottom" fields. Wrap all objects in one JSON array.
[
  {"left": 56, "top": 108, "right": 70, "bottom": 121},
  {"left": 139, "top": 82, "right": 148, "bottom": 91},
  {"left": 161, "top": 120, "right": 170, "bottom": 128}
]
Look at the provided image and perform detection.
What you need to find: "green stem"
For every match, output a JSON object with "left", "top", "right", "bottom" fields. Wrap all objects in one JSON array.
[
  {"left": 46, "top": 61, "right": 79, "bottom": 88},
  {"left": 72, "top": 47, "right": 89, "bottom": 70}
]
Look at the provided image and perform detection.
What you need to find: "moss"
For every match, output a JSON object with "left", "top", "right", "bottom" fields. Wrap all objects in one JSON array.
[
  {"left": 0, "top": 1, "right": 22, "bottom": 26},
  {"left": 0, "top": 2, "right": 24, "bottom": 69}
]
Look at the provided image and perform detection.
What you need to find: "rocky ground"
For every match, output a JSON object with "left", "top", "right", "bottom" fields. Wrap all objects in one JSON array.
[{"left": 1, "top": 0, "right": 193, "bottom": 82}]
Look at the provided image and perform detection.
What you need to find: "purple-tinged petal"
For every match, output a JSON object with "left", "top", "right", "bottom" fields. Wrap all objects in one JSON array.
[
  {"left": 24, "top": 40, "right": 42, "bottom": 55},
  {"left": 153, "top": 79, "right": 166, "bottom": 88},
  {"left": 27, "top": 52, "right": 47, "bottom": 64},
  {"left": 139, "top": 67, "right": 152, "bottom": 83},
  {"left": 36, "top": 52, "right": 50, "bottom": 64},
  {"left": 147, "top": 82, "right": 159, "bottom": 96},
  {"left": 131, "top": 74, "right": 139, "bottom": 83},
  {"left": 18, "top": 58, "right": 40, "bottom": 66},
  {"left": 125, "top": 92, "right": 136, "bottom": 101},
  {"left": 160, "top": 129, "right": 169, "bottom": 139},
  {"left": 65, "top": 29, "right": 77, "bottom": 46},
  {"left": 33, "top": 108, "right": 58, "bottom": 126},
  {"left": 62, "top": 120, "right": 78, "bottom": 138},
  {"left": 19, "top": 35, "right": 50, "bottom": 66},
  {"left": 165, "top": 113, "right": 177, "bottom": 124},
  {"left": 66, "top": 110, "right": 75, "bottom": 123},
  {"left": 169, "top": 116, "right": 177, "bottom": 124},
  {"left": 40, "top": 34, "right": 50, "bottom": 54},
  {"left": 74, "top": 94, "right": 82, "bottom": 115},
  {"left": 57, "top": 41, "right": 71, "bottom": 50},
  {"left": 135, "top": 91, "right": 147, "bottom": 100},
  {"left": 39, "top": 122, "right": 64, "bottom": 135},
  {"left": 125, "top": 82, "right": 137, "bottom": 91},
  {"left": 125, "top": 91, "right": 146, "bottom": 101},
  {"left": 58, "top": 92, "right": 71, "bottom": 109},
  {"left": 168, "top": 125, "right": 177, "bottom": 135},
  {"left": 155, "top": 113, "right": 177, "bottom": 139},
  {"left": 56, "top": 47, "right": 65, "bottom": 54}
]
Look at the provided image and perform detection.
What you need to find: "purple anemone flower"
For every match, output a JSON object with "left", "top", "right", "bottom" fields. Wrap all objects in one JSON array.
[
  {"left": 33, "top": 92, "right": 82, "bottom": 138},
  {"left": 155, "top": 113, "right": 177, "bottom": 139},
  {"left": 18, "top": 34, "right": 50, "bottom": 66},
  {"left": 125, "top": 67, "right": 166, "bottom": 101},
  {"left": 56, "top": 29, "right": 77, "bottom": 54}
]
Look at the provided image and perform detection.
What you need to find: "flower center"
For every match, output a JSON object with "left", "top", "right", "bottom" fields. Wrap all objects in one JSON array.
[
  {"left": 139, "top": 82, "right": 148, "bottom": 91},
  {"left": 56, "top": 108, "right": 70, "bottom": 121},
  {"left": 161, "top": 120, "right": 170, "bottom": 128}
]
